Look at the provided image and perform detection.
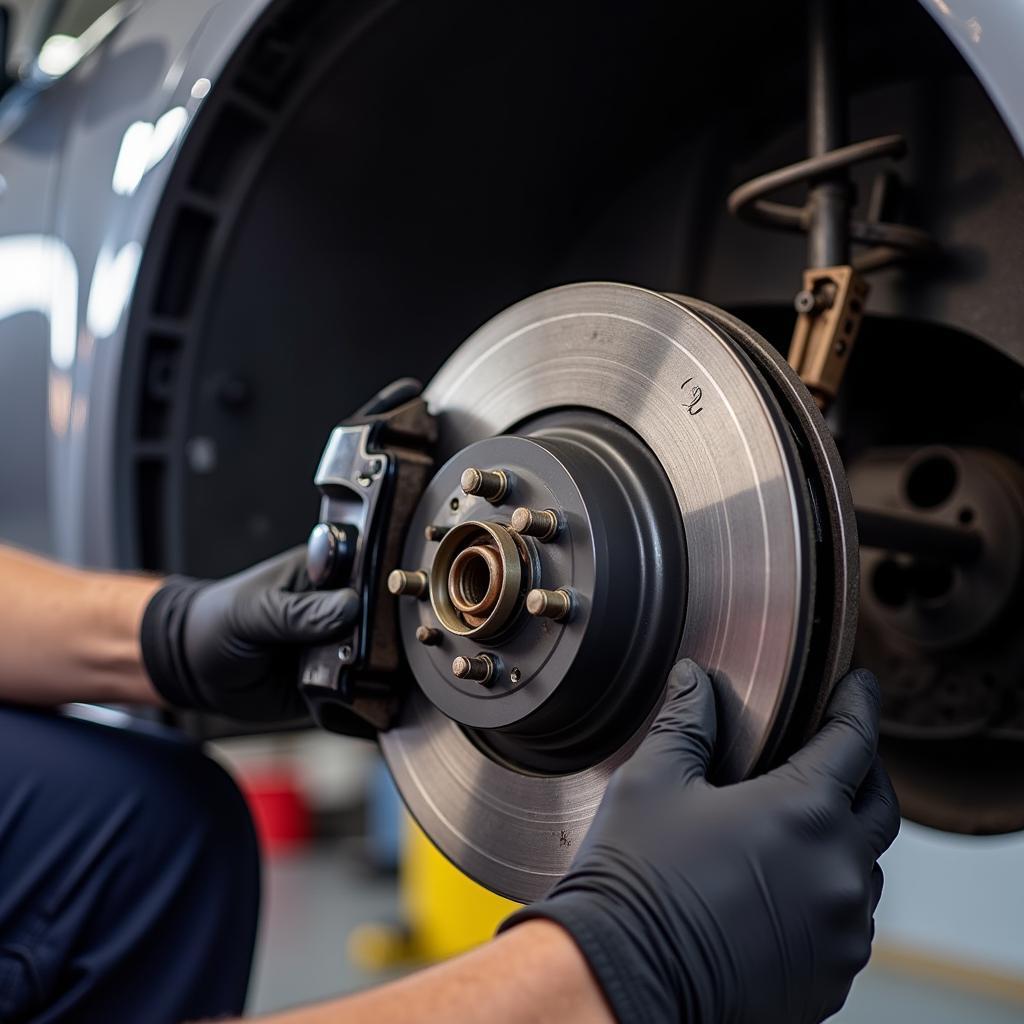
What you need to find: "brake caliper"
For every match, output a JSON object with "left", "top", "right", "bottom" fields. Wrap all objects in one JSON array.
[{"left": 299, "top": 394, "right": 436, "bottom": 736}]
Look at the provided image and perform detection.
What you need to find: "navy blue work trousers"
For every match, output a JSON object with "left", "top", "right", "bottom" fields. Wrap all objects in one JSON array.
[{"left": 0, "top": 706, "right": 260, "bottom": 1023}]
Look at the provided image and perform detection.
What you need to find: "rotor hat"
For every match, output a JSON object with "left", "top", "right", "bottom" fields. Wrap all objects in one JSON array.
[{"left": 398, "top": 421, "right": 685, "bottom": 770}]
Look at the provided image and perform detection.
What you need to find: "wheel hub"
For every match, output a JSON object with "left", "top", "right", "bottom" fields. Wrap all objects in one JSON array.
[{"left": 397, "top": 417, "right": 685, "bottom": 773}]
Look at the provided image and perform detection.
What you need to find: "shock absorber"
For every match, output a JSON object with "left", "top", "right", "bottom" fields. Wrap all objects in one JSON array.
[
  {"left": 806, "top": 0, "right": 849, "bottom": 270},
  {"left": 727, "top": 0, "right": 935, "bottom": 411}
]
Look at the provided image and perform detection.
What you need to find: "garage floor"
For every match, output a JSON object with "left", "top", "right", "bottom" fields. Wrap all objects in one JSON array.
[{"left": 248, "top": 844, "right": 1024, "bottom": 1022}]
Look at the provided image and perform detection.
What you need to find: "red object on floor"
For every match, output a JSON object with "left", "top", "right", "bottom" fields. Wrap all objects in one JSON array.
[{"left": 239, "top": 768, "right": 312, "bottom": 854}]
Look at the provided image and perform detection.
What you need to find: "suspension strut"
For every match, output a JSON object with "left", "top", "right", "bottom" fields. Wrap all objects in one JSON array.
[{"left": 727, "top": 0, "right": 935, "bottom": 411}]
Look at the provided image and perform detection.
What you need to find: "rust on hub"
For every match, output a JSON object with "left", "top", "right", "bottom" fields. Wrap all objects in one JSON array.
[
  {"left": 428, "top": 520, "right": 528, "bottom": 638},
  {"left": 448, "top": 543, "right": 504, "bottom": 626}
]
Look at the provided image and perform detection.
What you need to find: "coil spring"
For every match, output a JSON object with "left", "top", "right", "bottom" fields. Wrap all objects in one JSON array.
[{"left": 726, "top": 134, "right": 936, "bottom": 273}]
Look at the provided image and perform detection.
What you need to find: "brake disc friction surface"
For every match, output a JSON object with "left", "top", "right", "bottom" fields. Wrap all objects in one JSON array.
[{"left": 380, "top": 283, "right": 845, "bottom": 902}]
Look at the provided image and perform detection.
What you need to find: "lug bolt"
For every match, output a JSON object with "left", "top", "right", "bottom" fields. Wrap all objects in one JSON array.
[
  {"left": 460, "top": 467, "right": 510, "bottom": 504},
  {"left": 424, "top": 524, "right": 450, "bottom": 542},
  {"left": 452, "top": 653, "right": 495, "bottom": 685},
  {"left": 387, "top": 569, "right": 428, "bottom": 598},
  {"left": 526, "top": 588, "right": 573, "bottom": 621},
  {"left": 415, "top": 626, "right": 443, "bottom": 646},
  {"left": 510, "top": 507, "right": 560, "bottom": 541}
]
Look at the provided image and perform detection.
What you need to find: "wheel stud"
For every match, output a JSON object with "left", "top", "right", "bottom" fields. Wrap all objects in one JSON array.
[
  {"left": 387, "top": 569, "right": 428, "bottom": 598},
  {"left": 526, "top": 588, "right": 573, "bottom": 621},
  {"left": 452, "top": 654, "right": 495, "bottom": 685},
  {"left": 460, "top": 467, "right": 510, "bottom": 504},
  {"left": 415, "top": 626, "right": 443, "bottom": 646},
  {"left": 510, "top": 507, "right": 560, "bottom": 541}
]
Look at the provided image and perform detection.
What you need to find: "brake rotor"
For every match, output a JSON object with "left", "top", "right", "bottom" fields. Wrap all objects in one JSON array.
[{"left": 380, "top": 283, "right": 856, "bottom": 902}]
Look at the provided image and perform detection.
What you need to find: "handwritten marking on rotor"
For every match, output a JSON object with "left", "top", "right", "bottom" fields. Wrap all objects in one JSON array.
[
  {"left": 681, "top": 377, "right": 704, "bottom": 416},
  {"left": 559, "top": 830, "right": 572, "bottom": 848}
]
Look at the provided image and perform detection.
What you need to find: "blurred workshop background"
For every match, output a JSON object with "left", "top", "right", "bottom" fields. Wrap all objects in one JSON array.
[
  {"left": 210, "top": 733, "right": 1024, "bottom": 1022},
  {"left": 2, "top": 0, "right": 1024, "bottom": 1020}
]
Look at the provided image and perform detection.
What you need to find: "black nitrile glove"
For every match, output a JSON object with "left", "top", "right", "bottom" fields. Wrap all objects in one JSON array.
[
  {"left": 141, "top": 546, "right": 359, "bottom": 722},
  {"left": 501, "top": 660, "right": 900, "bottom": 1024}
]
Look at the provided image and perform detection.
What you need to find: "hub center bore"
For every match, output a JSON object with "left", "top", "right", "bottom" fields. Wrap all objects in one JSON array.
[
  {"left": 449, "top": 544, "right": 502, "bottom": 619},
  {"left": 429, "top": 520, "right": 528, "bottom": 638}
]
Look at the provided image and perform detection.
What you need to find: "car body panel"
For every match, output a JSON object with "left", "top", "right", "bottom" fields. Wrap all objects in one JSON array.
[
  {"left": 921, "top": 0, "right": 1024, "bottom": 154},
  {"left": 0, "top": 0, "right": 1022, "bottom": 566},
  {"left": 0, "top": 0, "right": 267, "bottom": 561}
]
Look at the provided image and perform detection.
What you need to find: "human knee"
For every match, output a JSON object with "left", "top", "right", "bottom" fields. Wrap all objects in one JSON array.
[{"left": 129, "top": 732, "right": 259, "bottom": 872}]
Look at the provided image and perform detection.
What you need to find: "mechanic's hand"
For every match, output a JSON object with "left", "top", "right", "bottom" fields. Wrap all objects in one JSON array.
[
  {"left": 140, "top": 546, "right": 359, "bottom": 721},
  {"left": 501, "top": 660, "right": 900, "bottom": 1024}
]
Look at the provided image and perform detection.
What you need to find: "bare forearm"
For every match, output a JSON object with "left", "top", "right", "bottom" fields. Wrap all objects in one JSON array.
[
  {"left": 249, "top": 921, "right": 613, "bottom": 1024},
  {"left": 0, "top": 544, "right": 162, "bottom": 706}
]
